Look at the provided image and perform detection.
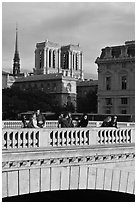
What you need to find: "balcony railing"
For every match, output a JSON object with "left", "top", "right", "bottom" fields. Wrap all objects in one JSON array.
[{"left": 2, "top": 127, "right": 135, "bottom": 150}]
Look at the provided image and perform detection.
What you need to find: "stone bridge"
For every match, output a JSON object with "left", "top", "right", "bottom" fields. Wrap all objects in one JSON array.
[{"left": 2, "top": 126, "right": 135, "bottom": 199}]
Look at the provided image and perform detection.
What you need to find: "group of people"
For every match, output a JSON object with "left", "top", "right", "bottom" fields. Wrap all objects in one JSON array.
[
  {"left": 58, "top": 112, "right": 89, "bottom": 128},
  {"left": 22, "top": 110, "right": 117, "bottom": 129},
  {"left": 22, "top": 109, "right": 45, "bottom": 128},
  {"left": 101, "top": 115, "right": 118, "bottom": 128}
]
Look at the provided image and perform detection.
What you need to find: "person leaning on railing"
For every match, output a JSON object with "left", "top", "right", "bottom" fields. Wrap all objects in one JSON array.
[
  {"left": 110, "top": 116, "right": 118, "bottom": 128},
  {"left": 77, "top": 113, "right": 89, "bottom": 127},
  {"left": 36, "top": 109, "right": 46, "bottom": 128},
  {"left": 27, "top": 113, "right": 39, "bottom": 128},
  {"left": 101, "top": 116, "right": 112, "bottom": 127}
]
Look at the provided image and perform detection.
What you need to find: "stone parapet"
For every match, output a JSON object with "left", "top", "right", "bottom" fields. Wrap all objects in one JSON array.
[{"left": 2, "top": 127, "right": 135, "bottom": 150}]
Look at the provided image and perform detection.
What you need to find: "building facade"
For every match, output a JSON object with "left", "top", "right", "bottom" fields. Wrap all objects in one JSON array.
[
  {"left": 34, "top": 40, "right": 83, "bottom": 80},
  {"left": 13, "top": 73, "right": 77, "bottom": 110},
  {"left": 2, "top": 71, "right": 15, "bottom": 89},
  {"left": 95, "top": 41, "right": 135, "bottom": 116},
  {"left": 77, "top": 79, "right": 98, "bottom": 98}
]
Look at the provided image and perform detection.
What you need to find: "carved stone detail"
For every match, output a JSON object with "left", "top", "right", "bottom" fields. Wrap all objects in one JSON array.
[{"left": 2, "top": 152, "right": 135, "bottom": 170}]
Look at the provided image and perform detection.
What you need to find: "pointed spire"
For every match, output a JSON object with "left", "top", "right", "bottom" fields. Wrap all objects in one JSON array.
[
  {"left": 15, "top": 23, "right": 18, "bottom": 53},
  {"left": 13, "top": 23, "right": 20, "bottom": 76}
]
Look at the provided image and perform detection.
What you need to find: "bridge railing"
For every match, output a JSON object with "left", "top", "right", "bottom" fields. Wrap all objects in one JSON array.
[
  {"left": 2, "top": 120, "right": 135, "bottom": 129},
  {"left": 2, "top": 127, "right": 135, "bottom": 150}
]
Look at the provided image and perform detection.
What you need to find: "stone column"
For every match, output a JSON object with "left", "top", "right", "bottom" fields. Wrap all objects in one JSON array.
[
  {"left": 58, "top": 49, "right": 61, "bottom": 71},
  {"left": 46, "top": 48, "right": 49, "bottom": 73},
  {"left": 73, "top": 52, "right": 76, "bottom": 70},
  {"left": 70, "top": 51, "right": 73, "bottom": 77},
  {"left": 50, "top": 49, "right": 53, "bottom": 68},
  {"left": 68, "top": 51, "right": 71, "bottom": 70},
  {"left": 80, "top": 52, "right": 83, "bottom": 79}
]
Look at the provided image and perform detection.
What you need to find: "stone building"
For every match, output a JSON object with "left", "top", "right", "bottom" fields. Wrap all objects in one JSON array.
[
  {"left": 2, "top": 71, "right": 15, "bottom": 89},
  {"left": 95, "top": 41, "right": 135, "bottom": 116},
  {"left": 13, "top": 73, "right": 77, "bottom": 110},
  {"left": 77, "top": 79, "right": 98, "bottom": 98},
  {"left": 34, "top": 40, "right": 83, "bottom": 80}
]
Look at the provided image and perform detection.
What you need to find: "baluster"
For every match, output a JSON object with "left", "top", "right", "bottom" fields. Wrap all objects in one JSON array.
[
  {"left": 79, "top": 131, "right": 83, "bottom": 145},
  {"left": 101, "top": 130, "right": 104, "bottom": 144},
  {"left": 116, "top": 129, "right": 120, "bottom": 143},
  {"left": 22, "top": 131, "right": 26, "bottom": 148},
  {"left": 3, "top": 131, "right": 7, "bottom": 149},
  {"left": 17, "top": 130, "right": 21, "bottom": 148},
  {"left": 85, "top": 130, "right": 89, "bottom": 145},
  {"left": 76, "top": 131, "right": 80, "bottom": 145},
  {"left": 7, "top": 132, "right": 12, "bottom": 148},
  {"left": 23, "top": 132, "right": 28, "bottom": 148},
  {"left": 98, "top": 130, "right": 101, "bottom": 144},
  {"left": 33, "top": 131, "right": 37, "bottom": 147},
  {"left": 52, "top": 131, "right": 56, "bottom": 146},
  {"left": 109, "top": 130, "right": 113, "bottom": 144},
  {"left": 12, "top": 132, "right": 16, "bottom": 148},
  {"left": 57, "top": 130, "right": 61, "bottom": 146},
  {"left": 124, "top": 129, "right": 127, "bottom": 143},
  {"left": 66, "top": 131, "right": 70, "bottom": 146},
  {"left": 69, "top": 131, "right": 72, "bottom": 146},
  {"left": 71, "top": 131, "right": 75, "bottom": 146},
  {"left": 83, "top": 130, "right": 86, "bottom": 145},
  {"left": 61, "top": 131, "right": 65, "bottom": 146},
  {"left": 127, "top": 129, "right": 131, "bottom": 143},
  {"left": 73, "top": 131, "right": 76, "bottom": 145}
]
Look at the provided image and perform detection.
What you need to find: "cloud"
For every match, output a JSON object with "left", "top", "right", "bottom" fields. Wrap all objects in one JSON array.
[{"left": 2, "top": 2, "right": 135, "bottom": 78}]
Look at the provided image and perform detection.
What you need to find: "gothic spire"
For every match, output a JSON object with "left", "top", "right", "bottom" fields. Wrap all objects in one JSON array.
[{"left": 13, "top": 23, "right": 20, "bottom": 76}]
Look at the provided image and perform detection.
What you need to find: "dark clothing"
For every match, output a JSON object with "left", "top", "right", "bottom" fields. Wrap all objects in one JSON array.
[
  {"left": 58, "top": 116, "right": 64, "bottom": 128},
  {"left": 110, "top": 121, "right": 118, "bottom": 128},
  {"left": 78, "top": 119, "right": 88, "bottom": 127},
  {"left": 101, "top": 121, "right": 111, "bottom": 127},
  {"left": 61, "top": 118, "right": 70, "bottom": 127},
  {"left": 67, "top": 117, "right": 74, "bottom": 127},
  {"left": 36, "top": 113, "right": 45, "bottom": 128},
  {"left": 21, "top": 116, "right": 27, "bottom": 128},
  {"left": 27, "top": 119, "right": 35, "bottom": 128}
]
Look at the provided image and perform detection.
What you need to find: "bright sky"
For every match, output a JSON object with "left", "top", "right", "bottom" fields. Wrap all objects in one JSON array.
[{"left": 2, "top": 2, "right": 135, "bottom": 79}]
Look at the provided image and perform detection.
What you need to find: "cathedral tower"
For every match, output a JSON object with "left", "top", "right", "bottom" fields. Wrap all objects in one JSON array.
[{"left": 13, "top": 25, "right": 20, "bottom": 76}]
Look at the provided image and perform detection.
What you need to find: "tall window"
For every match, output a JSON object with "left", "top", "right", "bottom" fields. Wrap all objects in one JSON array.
[
  {"left": 73, "top": 54, "right": 75, "bottom": 70},
  {"left": 121, "top": 76, "right": 127, "bottom": 90},
  {"left": 121, "top": 98, "right": 128, "bottom": 104},
  {"left": 49, "top": 50, "right": 51, "bottom": 67},
  {"left": 76, "top": 54, "right": 78, "bottom": 70},
  {"left": 106, "top": 76, "right": 111, "bottom": 90},
  {"left": 39, "top": 50, "right": 42, "bottom": 68},
  {"left": 105, "top": 98, "right": 112, "bottom": 105},
  {"left": 53, "top": 51, "right": 56, "bottom": 68}
]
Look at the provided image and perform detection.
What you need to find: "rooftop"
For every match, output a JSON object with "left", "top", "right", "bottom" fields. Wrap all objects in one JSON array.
[{"left": 15, "top": 73, "right": 76, "bottom": 83}]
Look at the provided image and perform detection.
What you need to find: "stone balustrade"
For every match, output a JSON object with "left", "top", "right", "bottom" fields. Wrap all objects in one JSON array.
[
  {"left": 2, "top": 120, "right": 135, "bottom": 129},
  {"left": 2, "top": 127, "right": 135, "bottom": 150}
]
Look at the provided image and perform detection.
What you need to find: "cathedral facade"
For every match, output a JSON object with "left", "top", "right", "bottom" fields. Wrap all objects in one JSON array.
[{"left": 34, "top": 40, "right": 83, "bottom": 80}]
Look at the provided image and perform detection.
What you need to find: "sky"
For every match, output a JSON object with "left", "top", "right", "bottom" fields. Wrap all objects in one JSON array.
[{"left": 2, "top": 2, "right": 135, "bottom": 79}]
